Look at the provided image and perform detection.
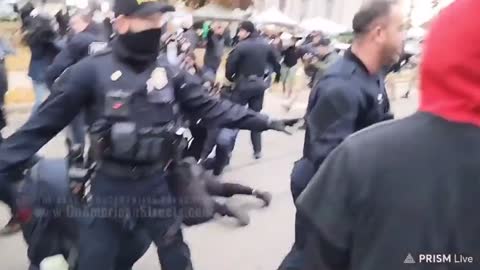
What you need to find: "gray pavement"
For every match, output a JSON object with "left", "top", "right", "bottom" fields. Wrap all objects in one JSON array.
[{"left": 0, "top": 89, "right": 418, "bottom": 270}]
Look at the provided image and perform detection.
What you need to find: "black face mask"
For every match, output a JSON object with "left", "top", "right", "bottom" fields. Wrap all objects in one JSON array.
[{"left": 116, "top": 28, "right": 162, "bottom": 62}]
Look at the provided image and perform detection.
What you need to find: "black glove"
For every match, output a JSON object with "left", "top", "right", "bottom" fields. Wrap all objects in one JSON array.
[{"left": 268, "top": 118, "right": 302, "bottom": 135}]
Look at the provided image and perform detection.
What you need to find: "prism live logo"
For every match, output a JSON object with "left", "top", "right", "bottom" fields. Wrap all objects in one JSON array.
[
  {"left": 404, "top": 253, "right": 416, "bottom": 264},
  {"left": 404, "top": 253, "right": 474, "bottom": 264}
]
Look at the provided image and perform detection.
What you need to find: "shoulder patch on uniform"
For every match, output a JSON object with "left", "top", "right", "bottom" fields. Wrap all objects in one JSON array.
[
  {"left": 146, "top": 67, "right": 168, "bottom": 93},
  {"left": 92, "top": 46, "right": 112, "bottom": 57},
  {"left": 88, "top": 42, "right": 108, "bottom": 55}
]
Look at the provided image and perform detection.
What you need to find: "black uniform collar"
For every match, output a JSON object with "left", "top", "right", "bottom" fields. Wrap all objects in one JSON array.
[
  {"left": 344, "top": 48, "right": 369, "bottom": 74},
  {"left": 246, "top": 31, "right": 259, "bottom": 40}
]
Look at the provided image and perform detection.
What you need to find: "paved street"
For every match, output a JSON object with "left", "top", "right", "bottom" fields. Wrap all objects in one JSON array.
[{"left": 0, "top": 88, "right": 418, "bottom": 270}]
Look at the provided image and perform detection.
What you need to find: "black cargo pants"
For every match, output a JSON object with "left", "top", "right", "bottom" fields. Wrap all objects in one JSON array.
[
  {"left": 76, "top": 169, "right": 192, "bottom": 270},
  {"left": 230, "top": 88, "right": 265, "bottom": 154},
  {"left": 205, "top": 86, "right": 265, "bottom": 176}
]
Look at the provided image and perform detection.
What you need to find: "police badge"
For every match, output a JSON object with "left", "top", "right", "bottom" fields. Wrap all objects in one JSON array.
[
  {"left": 146, "top": 68, "right": 168, "bottom": 93},
  {"left": 377, "top": 93, "right": 384, "bottom": 104}
]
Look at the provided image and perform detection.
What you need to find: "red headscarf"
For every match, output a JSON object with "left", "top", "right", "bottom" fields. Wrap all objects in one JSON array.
[{"left": 419, "top": 0, "right": 480, "bottom": 127}]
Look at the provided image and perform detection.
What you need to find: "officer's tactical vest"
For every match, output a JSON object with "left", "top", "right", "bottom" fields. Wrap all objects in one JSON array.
[{"left": 89, "top": 50, "right": 185, "bottom": 164}]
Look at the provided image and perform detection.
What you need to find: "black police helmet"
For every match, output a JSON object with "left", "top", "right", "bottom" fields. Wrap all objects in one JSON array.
[{"left": 114, "top": 0, "right": 175, "bottom": 17}]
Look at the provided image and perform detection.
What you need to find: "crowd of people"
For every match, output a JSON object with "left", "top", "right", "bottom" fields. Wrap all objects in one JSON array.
[
  {"left": 0, "top": 2, "right": 296, "bottom": 269},
  {"left": 3, "top": 0, "right": 479, "bottom": 270}
]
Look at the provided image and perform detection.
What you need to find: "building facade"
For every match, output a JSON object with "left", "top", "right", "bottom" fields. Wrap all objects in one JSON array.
[
  {"left": 254, "top": 0, "right": 457, "bottom": 29},
  {"left": 254, "top": 0, "right": 365, "bottom": 28}
]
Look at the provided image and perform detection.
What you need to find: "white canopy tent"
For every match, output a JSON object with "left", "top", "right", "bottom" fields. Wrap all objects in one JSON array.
[
  {"left": 407, "top": 27, "right": 427, "bottom": 39},
  {"left": 300, "top": 17, "right": 348, "bottom": 35},
  {"left": 251, "top": 8, "right": 298, "bottom": 27},
  {"left": 169, "top": 12, "right": 194, "bottom": 29},
  {"left": 193, "top": 4, "right": 250, "bottom": 22}
]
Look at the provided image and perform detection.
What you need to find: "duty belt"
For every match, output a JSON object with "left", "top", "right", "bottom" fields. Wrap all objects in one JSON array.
[{"left": 96, "top": 160, "right": 171, "bottom": 179}]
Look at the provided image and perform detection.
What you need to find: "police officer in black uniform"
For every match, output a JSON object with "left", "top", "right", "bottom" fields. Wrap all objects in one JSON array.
[
  {"left": 204, "top": 21, "right": 282, "bottom": 176},
  {"left": 0, "top": 1, "right": 292, "bottom": 270},
  {"left": 224, "top": 21, "right": 281, "bottom": 160},
  {"left": 278, "top": 1, "right": 403, "bottom": 269},
  {"left": 45, "top": 10, "right": 105, "bottom": 89},
  {"left": 46, "top": 9, "right": 106, "bottom": 152}
]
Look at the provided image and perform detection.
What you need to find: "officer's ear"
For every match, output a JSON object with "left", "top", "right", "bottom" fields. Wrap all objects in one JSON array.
[
  {"left": 371, "top": 20, "right": 389, "bottom": 45},
  {"left": 113, "top": 15, "right": 130, "bottom": 35}
]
